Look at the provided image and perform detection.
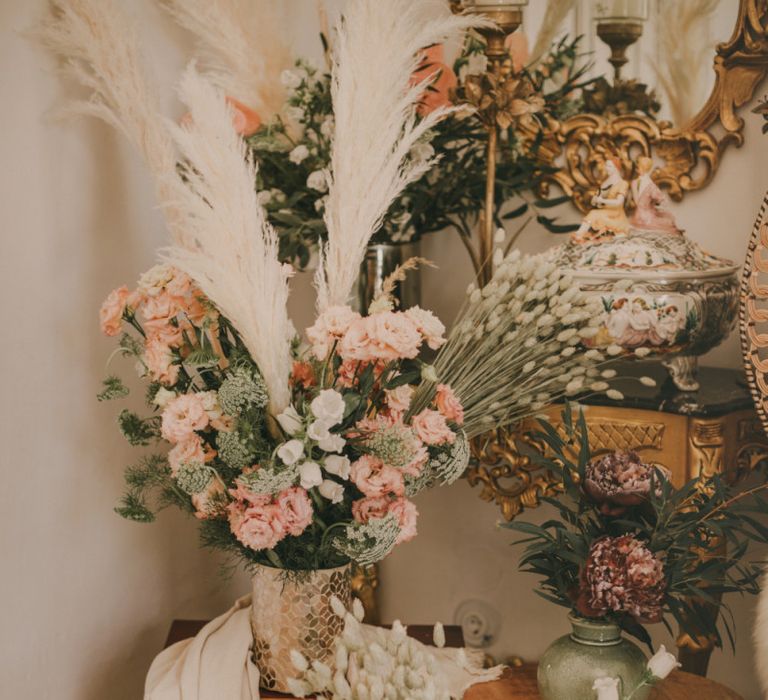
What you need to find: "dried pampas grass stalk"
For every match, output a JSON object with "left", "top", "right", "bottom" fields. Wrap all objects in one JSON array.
[
  {"left": 159, "top": 0, "right": 291, "bottom": 119},
  {"left": 531, "top": 0, "right": 576, "bottom": 64},
  {"left": 652, "top": 0, "right": 719, "bottom": 126},
  {"left": 375, "top": 257, "right": 435, "bottom": 309},
  {"left": 161, "top": 66, "right": 293, "bottom": 414},
  {"left": 34, "top": 0, "right": 178, "bottom": 231},
  {"left": 315, "top": 0, "right": 487, "bottom": 311}
]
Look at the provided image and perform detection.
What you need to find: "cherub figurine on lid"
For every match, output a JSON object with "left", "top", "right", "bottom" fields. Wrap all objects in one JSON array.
[
  {"left": 630, "top": 156, "right": 683, "bottom": 234},
  {"left": 572, "top": 156, "right": 630, "bottom": 244}
]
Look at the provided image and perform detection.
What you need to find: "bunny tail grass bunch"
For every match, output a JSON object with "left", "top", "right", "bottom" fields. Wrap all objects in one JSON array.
[
  {"left": 411, "top": 242, "right": 646, "bottom": 438},
  {"left": 288, "top": 596, "right": 487, "bottom": 700}
]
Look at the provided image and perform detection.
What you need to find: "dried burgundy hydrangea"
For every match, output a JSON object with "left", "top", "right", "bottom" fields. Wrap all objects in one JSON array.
[
  {"left": 576, "top": 534, "right": 666, "bottom": 624},
  {"left": 584, "top": 450, "right": 670, "bottom": 515}
]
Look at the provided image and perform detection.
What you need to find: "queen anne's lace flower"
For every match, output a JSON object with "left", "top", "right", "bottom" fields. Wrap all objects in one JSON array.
[
  {"left": 216, "top": 430, "right": 255, "bottom": 470},
  {"left": 333, "top": 514, "right": 401, "bottom": 566},
  {"left": 175, "top": 462, "right": 213, "bottom": 495},
  {"left": 217, "top": 367, "right": 269, "bottom": 416}
]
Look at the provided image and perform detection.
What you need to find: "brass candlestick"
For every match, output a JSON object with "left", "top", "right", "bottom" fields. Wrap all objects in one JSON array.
[{"left": 596, "top": 20, "right": 644, "bottom": 81}]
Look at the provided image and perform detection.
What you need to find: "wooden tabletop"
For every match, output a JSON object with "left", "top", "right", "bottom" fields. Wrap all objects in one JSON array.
[
  {"left": 164, "top": 621, "right": 742, "bottom": 699},
  {"left": 463, "top": 665, "right": 744, "bottom": 700}
]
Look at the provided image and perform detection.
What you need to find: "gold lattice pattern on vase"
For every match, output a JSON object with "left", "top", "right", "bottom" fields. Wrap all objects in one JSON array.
[{"left": 250, "top": 564, "right": 351, "bottom": 692}]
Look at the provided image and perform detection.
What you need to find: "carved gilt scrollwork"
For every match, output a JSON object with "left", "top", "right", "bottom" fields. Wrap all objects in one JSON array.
[{"left": 530, "top": 0, "right": 768, "bottom": 212}]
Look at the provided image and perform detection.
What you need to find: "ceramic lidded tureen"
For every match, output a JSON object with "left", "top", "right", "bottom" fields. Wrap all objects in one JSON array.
[{"left": 549, "top": 156, "right": 739, "bottom": 391}]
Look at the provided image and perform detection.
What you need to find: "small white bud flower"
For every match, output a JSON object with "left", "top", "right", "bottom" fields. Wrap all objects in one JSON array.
[
  {"left": 640, "top": 376, "right": 657, "bottom": 387},
  {"left": 606, "top": 389, "right": 624, "bottom": 400}
]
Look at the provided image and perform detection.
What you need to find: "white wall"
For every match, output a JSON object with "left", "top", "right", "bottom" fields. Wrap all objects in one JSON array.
[{"left": 1, "top": 1, "right": 766, "bottom": 698}]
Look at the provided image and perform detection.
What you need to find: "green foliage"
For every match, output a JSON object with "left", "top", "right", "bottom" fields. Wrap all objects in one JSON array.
[
  {"left": 115, "top": 454, "right": 193, "bottom": 523},
  {"left": 97, "top": 375, "right": 129, "bottom": 402},
  {"left": 114, "top": 493, "right": 155, "bottom": 523},
  {"left": 503, "top": 404, "right": 768, "bottom": 650},
  {"left": 117, "top": 410, "right": 160, "bottom": 446}
]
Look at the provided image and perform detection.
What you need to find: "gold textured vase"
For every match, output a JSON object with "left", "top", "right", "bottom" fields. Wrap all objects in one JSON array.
[{"left": 250, "top": 563, "right": 352, "bottom": 692}]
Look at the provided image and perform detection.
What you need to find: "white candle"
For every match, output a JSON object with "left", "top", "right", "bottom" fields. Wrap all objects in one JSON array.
[{"left": 594, "top": 0, "right": 648, "bottom": 21}]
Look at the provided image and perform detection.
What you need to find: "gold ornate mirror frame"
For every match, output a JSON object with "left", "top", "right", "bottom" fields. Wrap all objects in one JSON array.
[{"left": 530, "top": 0, "right": 768, "bottom": 213}]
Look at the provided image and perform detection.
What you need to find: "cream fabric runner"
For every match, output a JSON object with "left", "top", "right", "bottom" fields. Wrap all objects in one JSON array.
[{"left": 144, "top": 595, "right": 502, "bottom": 700}]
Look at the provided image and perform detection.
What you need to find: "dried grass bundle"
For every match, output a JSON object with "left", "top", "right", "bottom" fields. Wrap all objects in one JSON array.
[
  {"left": 652, "top": 0, "right": 719, "bottom": 126},
  {"left": 159, "top": 0, "right": 291, "bottom": 118},
  {"left": 531, "top": 0, "right": 576, "bottom": 64},
  {"left": 161, "top": 67, "right": 293, "bottom": 413},
  {"left": 34, "top": 0, "right": 178, "bottom": 232},
  {"left": 315, "top": 0, "right": 486, "bottom": 311}
]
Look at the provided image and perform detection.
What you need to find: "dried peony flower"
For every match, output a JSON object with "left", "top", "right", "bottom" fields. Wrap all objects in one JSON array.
[
  {"left": 577, "top": 535, "right": 666, "bottom": 623},
  {"left": 584, "top": 450, "right": 669, "bottom": 515}
]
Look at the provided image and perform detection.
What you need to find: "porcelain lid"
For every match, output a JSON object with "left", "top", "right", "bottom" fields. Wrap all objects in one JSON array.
[{"left": 553, "top": 230, "right": 738, "bottom": 279}]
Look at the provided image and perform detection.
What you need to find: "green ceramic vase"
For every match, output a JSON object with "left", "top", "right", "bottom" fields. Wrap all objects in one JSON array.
[{"left": 537, "top": 614, "right": 649, "bottom": 700}]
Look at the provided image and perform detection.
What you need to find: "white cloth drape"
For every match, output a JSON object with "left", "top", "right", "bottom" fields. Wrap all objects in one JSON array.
[{"left": 144, "top": 595, "right": 503, "bottom": 699}]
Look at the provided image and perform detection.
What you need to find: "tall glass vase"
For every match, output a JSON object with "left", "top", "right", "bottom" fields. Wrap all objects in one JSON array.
[
  {"left": 357, "top": 241, "right": 421, "bottom": 313},
  {"left": 250, "top": 563, "right": 352, "bottom": 692}
]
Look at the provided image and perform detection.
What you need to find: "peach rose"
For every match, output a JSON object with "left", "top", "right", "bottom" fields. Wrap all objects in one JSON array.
[
  {"left": 168, "top": 435, "right": 206, "bottom": 476},
  {"left": 339, "top": 312, "right": 422, "bottom": 362},
  {"left": 350, "top": 455, "right": 405, "bottom": 497},
  {"left": 386, "top": 384, "right": 414, "bottom": 414},
  {"left": 226, "top": 96, "right": 262, "bottom": 136},
  {"left": 405, "top": 306, "right": 446, "bottom": 350},
  {"left": 142, "top": 292, "right": 179, "bottom": 332},
  {"left": 352, "top": 496, "right": 391, "bottom": 524},
  {"left": 99, "top": 286, "right": 129, "bottom": 336},
  {"left": 227, "top": 501, "right": 285, "bottom": 551},
  {"left": 411, "top": 44, "right": 457, "bottom": 117},
  {"left": 161, "top": 393, "right": 210, "bottom": 443},
  {"left": 404, "top": 441, "right": 429, "bottom": 477},
  {"left": 192, "top": 477, "right": 227, "bottom": 520},
  {"left": 435, "top": 384, "right": 464, "bottom": 425},
  {"left": 412, "top": 409, "right": 456, "bottom": 446},
  {"left": 147, "top": 322, "right": 184, "bottom": 348},
  {"left": 275, "top": 487, "right": 314, "bottom": 536},
  {"left": 388, "top": 498, "right": 418, "bottom": 544},
  {"left": 144, "top": 337, "right": 179, "bottom": 386},
  {"left": 306, "top": 305, "right": 361, "bottom": 359},
  {"left": 291, "top": 361, "right": 316, "bottom": 388}
]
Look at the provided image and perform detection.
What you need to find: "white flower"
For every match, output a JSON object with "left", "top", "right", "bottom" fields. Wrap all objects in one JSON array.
[
  {"left": 306, "top": 169, "right": 328, "bottom": 192},
  {"left": 277, "top": 439, "right": 304, "bottom": 466},
  {"left": 318, "top": 479, "right": 344, "bottom": 503},
  {"left": 422, "top": 365, "right": 438, "bottom": 383},
  {"left": 256, "top": 190, "right": 272, "bottom": 206},
  {"left": 277, "top": 405, "right": 303, "bottom": 436},
  {"left": 199, "top": 390, "right": 222, "bottom": 420},
  {"left": 320, "top": 116, "right": 334, "bottom": 139},
  {"left": 310, "top": 389, "right": 346, "bottom": 426},
  {"left": 647, "top": 645, "right": 680, "bottom": 680},
  {"left": 137, "top": 263, "right": 175, "bottom": 296},
  {"left": 592, "top": 677, "right": 620, "bottom": 700},
  {"left": 409, "top": 142, "right": 434, "bottom": 163},
  {"left": 280, "top": 69, "right": 302, "bottom": 89},
  {"left": 318, "top": 432, "right": 346, "bottom": 453},
  {"left": 152, "top": 387, "right": 176, "bottom": 408},
  {"left": 324, "top": 454, "right": 351, "bottom": 480},
  {"left": 289, "top": 144, "right": 310, "bottom": 164},
  {"left": 314, "top": 196, "right": 328, "bottom": 212},
  {"left": 307, "top": 420, "right": 331, "bottom": 442},
  {"left": 299, "top": 461, "right": 323, "bottom": 489},
  {"left": 285, "top": 105, "right": 305, "bottom": 123},
  {"left": 271, "top": 188, "right": 286, "bottom": 203}
]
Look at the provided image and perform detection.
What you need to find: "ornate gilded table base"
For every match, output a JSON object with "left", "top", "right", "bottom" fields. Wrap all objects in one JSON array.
[{"left": 467, "top": 366, "right": 768, "bottom": 676}]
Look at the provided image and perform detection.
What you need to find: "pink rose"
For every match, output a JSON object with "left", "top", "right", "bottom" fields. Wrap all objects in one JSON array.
[
  {"left": 99, "top": 286, "right": 129, "bottom": 336},
  {"left": 339, "top": 312, "right": 422, "bottom": 362},
  {"left": 352, "top": 496, "right": 391, "bottom": 524},
  {"left": 412, "top": 409, "right": 456, "bottom": 446},
  {"left": 350, "top": 455, "right": 405, "bottom": 497},
  {"left": 161, "top": 394, "right": 210, "bottom": 443},
  {"left": 168, "top": 435, "right": 206, "bottom": 476},
  {"left": 307, "top": 305, "right": 361, "bottom": 359},
  {"left": 405, "top": 306, "right": 446, "bottom": 350},
  {"left": 275, "top": 487, "right": 314, "bottom": 536},
  {"left": 142, "top": 292, "right": 179, "bottom": 332},
  {"left": 147, "top": 322, "right": 184, "bottom": 348},
  {"left": 144, "top": 337, "right": 180, "bottom": 386},
  {"left": 192, "top": 477, "right": 227, "bottom": 520},
  {"left": 435, "top": 384, "right": 464, "bottom": 425},
  {"left": 227, "top": 501, "right": 285, "bottom": 551},
  {"left": 386, "top": 384, "right": 414, "bottom": 414},
  {"left": 388, "top": 498, "right": 418, "bottom": 544},
  {"left": 165, "top": 269, "right": 193, "bottom": 300},
  {"left": 403, "top": 441, "right": 429, "bottom": 477}
]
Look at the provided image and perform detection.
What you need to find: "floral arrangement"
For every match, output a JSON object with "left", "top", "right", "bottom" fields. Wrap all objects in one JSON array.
[
  {"left": 504, "top": 406, "right": 768, "bottom": 650},
  {"left": 99, "top": 267, "right": 468, "bottom": 569},
  {"left": 248, "top": 35, "right": 592, "bottom": 270}
]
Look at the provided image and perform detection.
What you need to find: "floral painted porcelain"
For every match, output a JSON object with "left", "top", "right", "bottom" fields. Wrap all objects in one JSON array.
[{"left": 551, "top": 229, "right": 739, "bottom": 391}]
